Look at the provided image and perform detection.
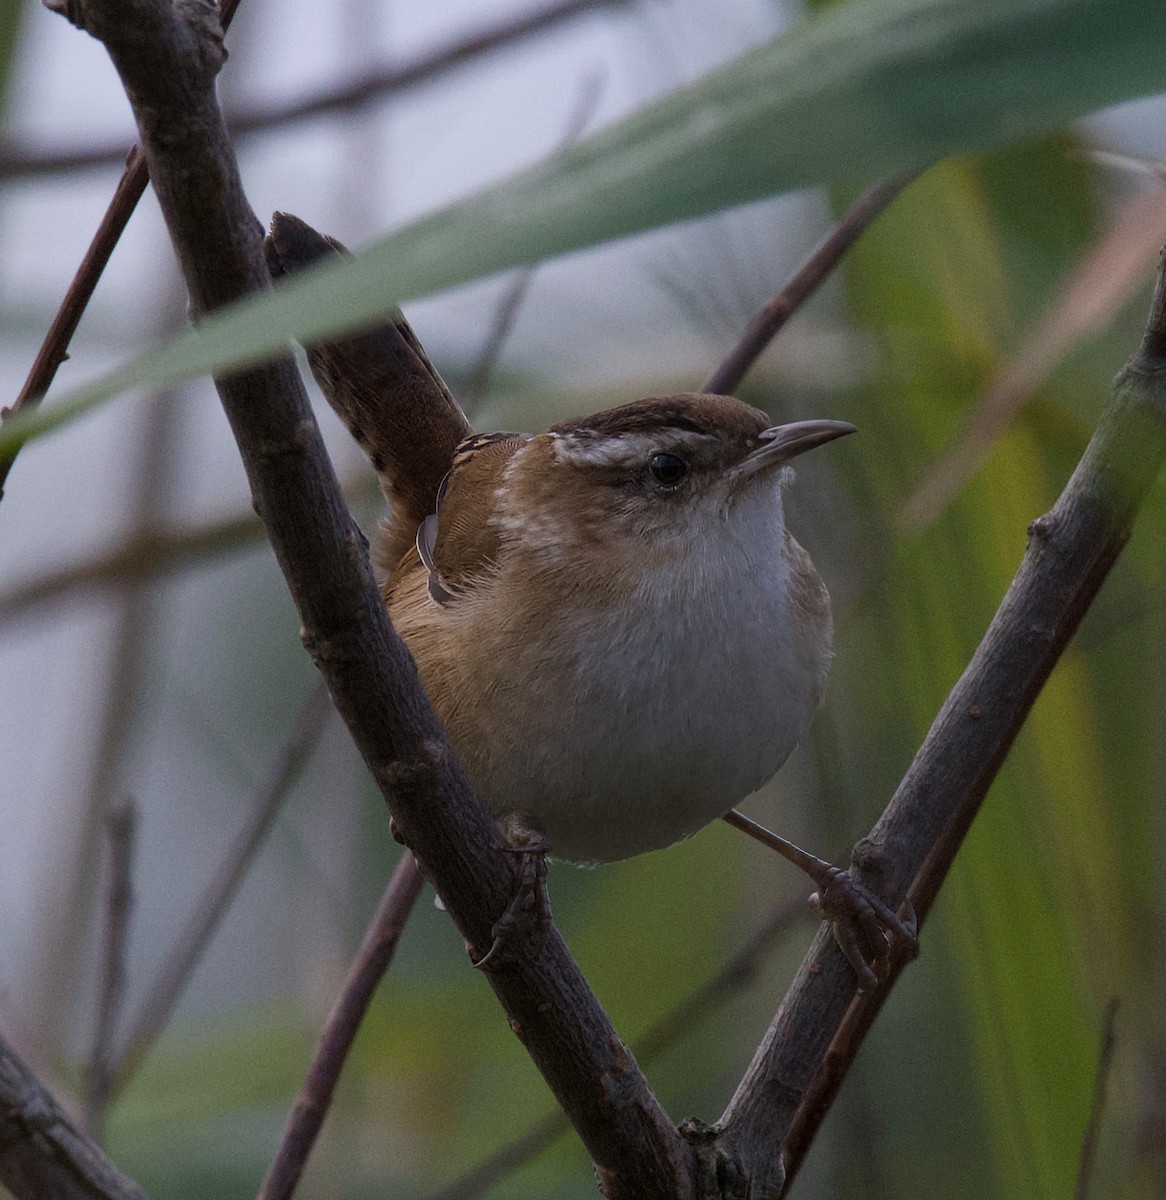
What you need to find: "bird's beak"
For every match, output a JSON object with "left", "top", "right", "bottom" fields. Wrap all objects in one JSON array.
[{"left": 733, "top": 419, "right": 856, "bottom": 479}]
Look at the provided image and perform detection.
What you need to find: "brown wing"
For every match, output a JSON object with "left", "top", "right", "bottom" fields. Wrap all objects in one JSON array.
[
  {"left": 429, "top": 433, "right": 528, "bottom": 595},
  {"left": 265, "top": 213, "right": 472, "bottom": 569}
]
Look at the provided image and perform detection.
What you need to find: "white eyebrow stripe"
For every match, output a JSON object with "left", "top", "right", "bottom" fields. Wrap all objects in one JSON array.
[{"left": 549, "top": 429, "right": 709, "bottom": 468}]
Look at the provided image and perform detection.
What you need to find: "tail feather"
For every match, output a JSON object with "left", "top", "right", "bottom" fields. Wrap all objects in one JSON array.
[{"left": 264, "top": 212, "right": 472, "bottom": 571}]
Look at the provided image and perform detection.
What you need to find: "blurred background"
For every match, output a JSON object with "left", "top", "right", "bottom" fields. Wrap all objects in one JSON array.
[{"left": 2, "top": 0, "right": 1166, "bottom": 1195}]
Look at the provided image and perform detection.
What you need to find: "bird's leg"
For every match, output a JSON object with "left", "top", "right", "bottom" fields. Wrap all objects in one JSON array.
[
  {"left": 722, "top": 809, "right": 917, "bottom": 992},
  {"left": 474, "top": 811, "right": 553, "bottom": 970}
]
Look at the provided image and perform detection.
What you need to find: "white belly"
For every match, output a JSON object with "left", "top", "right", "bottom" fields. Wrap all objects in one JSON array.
[
  {"left": 464, "top": 532, "right": 830, "bottom": 864},
  {"left": 521, "top": 597, "right": 816, "bottom": 861}
]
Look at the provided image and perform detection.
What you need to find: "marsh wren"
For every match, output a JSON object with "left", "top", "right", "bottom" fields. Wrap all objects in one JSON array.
[{"left": 267, "top": 214, "right": 916, "bottom": 988}]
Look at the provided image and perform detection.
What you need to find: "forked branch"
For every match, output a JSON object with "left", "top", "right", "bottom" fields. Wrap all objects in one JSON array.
[
  {"left": 27, "top": 0, "right": 1166, "bottom": 1195},
  {"left": 49, "top": 0, "right": 692, "bottom": 1195},
  {"left": 727, "top": 240, "right": 1166, "bottom": 1195}
]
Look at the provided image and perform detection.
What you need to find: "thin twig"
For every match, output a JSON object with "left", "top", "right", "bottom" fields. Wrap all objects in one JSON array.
[
  {"left": 0, "top": 1032, "right": 147, "bottom": 1200},
  {"left": 0, "top": 0, "right": 628, "bottom": 501},
  {"left": 32, "top": 367, "right": 184, "bottom": 1057},
  {"left": 0, "top": 0, "right": 247, "bottom": 501},
  {"left": 0, "top": 0, "right": 630, "bottom": 185},
  {"left": 635, "top": 897, "right": 805, "bottom": 1063},
  {"left": 108, "top": 681, "right": 333, "bottom": 1094},
  {"left": 702, "top": 172, "right": 918, "bottom": 396},
  {"left": 257, "top": 852, "right": 425, "bottom": 1200},
  {"left": 0, "top": 510, "right": 262, "bottom": 625},
  {"left": 1142, "top": 245, "right": 1166, "bottom": 363},
  {"left": 0, "top": 469, "right": 377, "bottom": 629},
  {"left": 460, "top": 270, "right": 538, "bottom": 407},
  {"left": 84, "top": 799, "right": 137, "bottom": 1144},
  {"left": 0, "top": 154, "right": 148, "bottom": 500},
  {"left": 425, "top": 896, "right": 806, "bottom": 1200},
  {"left": 1074, "top": 997, "right": 1121, "bottom": 1200},
  {"left": 768, "top": 253, "right": 1166, "bottom": 1196},
  {"left": 460, "top": 71, "right": 605, "bottom": 407}
]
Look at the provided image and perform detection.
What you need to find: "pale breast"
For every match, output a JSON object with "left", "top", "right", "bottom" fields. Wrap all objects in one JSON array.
[
  {"left": 526, "top": 566, "right": 822, "bottom": 862},
  {"left": 391, "top": 488, "right": 834, "bottom": 865}
]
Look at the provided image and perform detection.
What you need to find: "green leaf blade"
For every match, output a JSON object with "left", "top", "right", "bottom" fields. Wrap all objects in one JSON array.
[{"left": 5, "top": 0, "right": 1165, "bottom": 456}]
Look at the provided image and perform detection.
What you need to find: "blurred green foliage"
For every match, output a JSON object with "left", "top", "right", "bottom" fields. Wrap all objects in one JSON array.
[{"left": 5, "top": 0, "right": 1166, "bottom": 1197}]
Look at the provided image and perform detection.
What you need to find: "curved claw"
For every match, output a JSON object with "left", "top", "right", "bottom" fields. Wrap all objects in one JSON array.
[
  {"left": 473, "top": 821, "right": 552, "bottom": 971},
  {"left": 809, "top": 868, "right": 918, "bottom": 993}
]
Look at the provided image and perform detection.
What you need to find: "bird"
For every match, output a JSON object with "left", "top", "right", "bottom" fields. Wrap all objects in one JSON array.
[{"left": 265, "top": 213, "right": 915, "bottom": 988}]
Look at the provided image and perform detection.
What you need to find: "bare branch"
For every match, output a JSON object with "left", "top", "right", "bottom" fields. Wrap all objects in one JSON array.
[
  {"left": 0, "top": 470, "right": 377, "bottom": 629},
  {"left": 731, "top": 244, "right": 1166, "bottom": 1197},
  {"left": 460, "top": 270, "right": 538, "bottom": 408},
  {"left": 84, "top": 800, "right": 137, "bottom": 1144},
  {"left": 634, "top": 898, "right": 806, "bottom": 1064},
  {"left": 32, "top": 370, "right": 185, "bottom": 1054},
  {"left": 0, "top": 0, "right": 246, "bottom": 502},
  {"left": 257, "top": 852, "right": 425, "bottom": 1200},
  {"left": 426, "top": 897, "right": 805, "bottom": 1200},
  {"left": 702, "top": 173, "right": 918, "bottom": 397},
  {"left": 1074, "top": 997, "right": 1121, "bottom": 1200},
  {"left": 0, "top": 0, "right": 630, "bottom": 184},
  {"left": 461, "top": 70, "right": 605, "bottom": 407},
  {"left": 55, "top": 1, "right": 693, "bottom": 1194},
  {"left": 0, "top": 1033, "right": 147, "bottom": 1200},
  {"left": 110, "top": 682, "right": 333, "bottom": 1093},
  {"left": 0, "top": 155, "right": 148, "bottom": 500},
  {"left": 0, "top": 0, "right": 259, "bottom": 503},
  {"left": 0, "top": 510, "right": 262, "bottom": 625},
  {"left": 1142, "top": 244, "right": 1166, "bottom": 362}
]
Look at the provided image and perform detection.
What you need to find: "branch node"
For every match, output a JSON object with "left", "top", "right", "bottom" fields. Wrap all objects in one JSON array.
[
  {"left": 252, "top": 419, "right": 318, "bottom": 464},
  {"left": 300, "top": 627, "right": 361, "bottom": 669},
  {"left": 384, "top": 745, "right": 449, "bottom": 852},
  {"left": 177, "top": 0, "right": 227, "bottom": 75},
  {"left": 386, "top": 741, "right": 445, "bottom": 794},
  {"left": 1118, "top": 354, "right": 1166, "bottom": 385},
  {"left": 41, "top": 0, "right": 83, "bottom": 27},
  {"left": 678, "top": 1119, "right": 749, "bottom": 1200},
  {"left": 848, "top": 836, "right": 905, "bottom": 900}
]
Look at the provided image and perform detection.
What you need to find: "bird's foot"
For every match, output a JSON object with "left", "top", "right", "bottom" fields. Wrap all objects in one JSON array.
[
  {"left": 721, "top": 810, "right": 917, "bottom": 992},
  {"left": 474, "top": 814, "right": 552, "bottom": 970},
  {"left": 809, "top": 866, "right": 918, "bottom": 992}
]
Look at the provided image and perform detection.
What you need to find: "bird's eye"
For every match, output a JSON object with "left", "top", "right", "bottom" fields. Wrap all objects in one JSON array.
[{"left": 648, "top": 453, "right": 688, "bottom": 488}]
